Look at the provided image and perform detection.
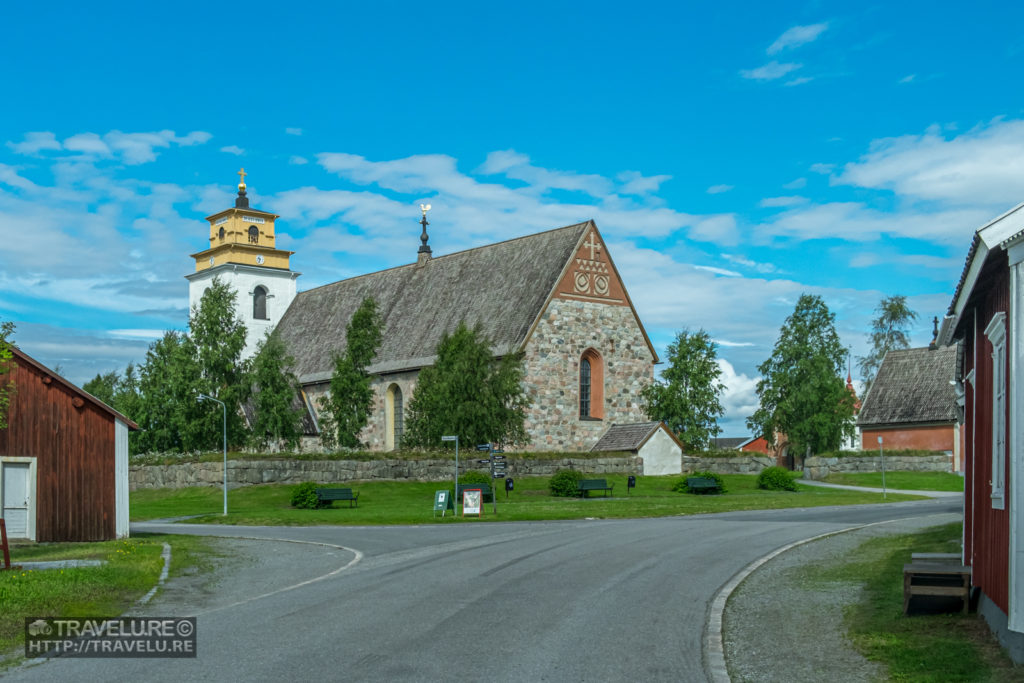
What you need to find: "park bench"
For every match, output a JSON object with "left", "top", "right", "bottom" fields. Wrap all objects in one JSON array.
[
  {"left": 454, "top": 483, "right": 494, "bottom": 504},
  {"left": 903, "top": 562, "right": 971, "bottom": 614},
  {"left": 685, "top": 476, "right": 722, "bottom": 494},
  {"left": 316, "top": 488, "right": 359, "bottom": 508},
  {"left": 578, "top": 479, "right": 614, "bottom": 498}
]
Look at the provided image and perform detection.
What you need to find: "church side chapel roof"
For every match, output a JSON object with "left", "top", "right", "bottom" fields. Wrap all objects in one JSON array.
[
  {"left": 856, "top": 345, "right": 959, "bottom": 427},
  {"left": 590, "top": 421, "right": 665, "bottom": 452},
  {"left": 276, "top": 221, "right": 593, "bottom": 382}
]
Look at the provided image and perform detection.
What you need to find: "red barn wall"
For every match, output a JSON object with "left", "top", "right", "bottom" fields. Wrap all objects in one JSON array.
[
  {"left": 963, "top": 266, "right": 1011, "bottom": 613},
  {"left": 860, "top": 425, "right": 956, "bottom": 452},
  {"left": 0, "top": 356, "right": 117, "bottom": 542}
]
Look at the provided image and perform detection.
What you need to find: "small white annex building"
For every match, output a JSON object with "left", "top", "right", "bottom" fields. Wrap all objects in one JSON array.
[{"left": 590, "top": 421, "right": 683, "bottom": 475}]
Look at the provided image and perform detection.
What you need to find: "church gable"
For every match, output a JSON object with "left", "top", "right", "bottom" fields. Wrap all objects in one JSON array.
[{"left": 552, "top": 225, "right": 628, "bottom": 306}]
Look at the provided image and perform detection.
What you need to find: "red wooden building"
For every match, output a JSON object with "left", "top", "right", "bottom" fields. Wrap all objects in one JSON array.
[
  {"left": 939, "top": 203, "right": 1024, "bottom": 662},
  {"left": 0, "top": 346, "right": 137, "bottom": 542}
]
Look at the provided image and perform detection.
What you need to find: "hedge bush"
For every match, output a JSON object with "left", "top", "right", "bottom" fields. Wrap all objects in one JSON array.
[
  {"left": 549, "top": 469, "right": 584, "bottom": 497},
  {"left": 757, "top": 466, "right": 798, "bottom": 491},
  {"left": 290, "top": 481, "right": 322, "bottom": 509},
  {"left": 458, "top": 470, "right": 492, "bottom": 486},
  {"left": 672, "top": 471, "right": 727, "bottom": 494}
]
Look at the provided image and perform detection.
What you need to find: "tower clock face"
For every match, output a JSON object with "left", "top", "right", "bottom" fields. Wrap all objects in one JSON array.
[{"left": 256, "top": 255, "right": 265, "bottom": 265}]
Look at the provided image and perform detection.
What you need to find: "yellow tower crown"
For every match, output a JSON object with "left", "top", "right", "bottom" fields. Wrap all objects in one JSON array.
[{"left": 190, "top": 170, "right": 294, "bottom": 272}]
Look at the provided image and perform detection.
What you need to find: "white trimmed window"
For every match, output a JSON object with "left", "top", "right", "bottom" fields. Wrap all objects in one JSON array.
[{"left": 985, "top": 312, "right": 1007, "bottom": 510}]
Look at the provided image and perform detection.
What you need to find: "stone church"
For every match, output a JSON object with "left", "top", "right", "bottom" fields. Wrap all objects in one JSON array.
[{"left": 187, "top": 172, "right": 658, "bottom": 452}]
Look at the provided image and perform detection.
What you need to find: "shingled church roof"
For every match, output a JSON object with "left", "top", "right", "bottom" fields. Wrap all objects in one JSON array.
[
  {"left": 275, "top": 221, "right": 593, "bottom": 383},
  {"left": 857, "top": 345, "right": 959, "bottom": 427},
  {"left": 591, "top": 421, "right": 674, "bottom": 452}
]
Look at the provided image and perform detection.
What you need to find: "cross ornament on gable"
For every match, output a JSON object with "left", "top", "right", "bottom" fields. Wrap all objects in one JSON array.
[{"left": 583, "top": 232, "right": 601, "bottom": 260}]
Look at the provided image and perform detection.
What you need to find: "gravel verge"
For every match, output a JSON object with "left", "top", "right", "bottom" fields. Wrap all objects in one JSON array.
[{"left": 723, "top": 513, "right": 961, "bottom": 682}]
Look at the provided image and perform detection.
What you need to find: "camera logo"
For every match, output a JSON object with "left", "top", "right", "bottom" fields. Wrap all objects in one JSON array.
[{"left": 28, "top": 620, "right": 52, "bottom": 636}]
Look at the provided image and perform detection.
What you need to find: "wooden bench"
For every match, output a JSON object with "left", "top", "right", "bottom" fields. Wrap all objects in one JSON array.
[
  {"left": 316, "top": 488, "right": 359, "bottom": 508},
  {"left": 455, "top": 484, "right": 494, "bottom": 504},
  {"left": 578, "top": 479, "right": 614, "bottom": 498},
  {"left": 903, "top": 562, "right": 971, "bottom": 614},
  {"left": 686, "top": 476, "right": 722, "bottom": 494}
]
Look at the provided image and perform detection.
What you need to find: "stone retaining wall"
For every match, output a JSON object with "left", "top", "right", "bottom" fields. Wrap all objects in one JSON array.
[
  {"left": 803, "top": 454, "right": 952, "bottom": 480},
  {"left": 129, "top": 456, "right": 643, "bottom": 491},
  {"left": 129, "top": 452, "right": 954, "bottom": 490}
]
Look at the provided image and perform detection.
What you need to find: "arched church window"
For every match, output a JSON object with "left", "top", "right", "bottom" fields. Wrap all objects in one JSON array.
[
  {"left": 386, "top": 384, "right": 404, "bottom": 450},
  {"left": 253, "top": 286, "right": 268, "bottom": 320},
  {"left": 249, "top": 225, "right": 259, "bottom": 243},
  {"left": 579, "top": 349, "right": 604, "bottom": 419},
  {"left": 218, "top": 226, "right": 225, "bottom": 240}
]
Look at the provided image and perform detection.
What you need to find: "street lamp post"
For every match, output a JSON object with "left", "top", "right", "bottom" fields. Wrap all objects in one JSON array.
[
  {"left": 198, "top": 393, "right": 228, "bottom": 516},
  {"left": 877, "top": 435, "right": 886, "bottom": 500}
]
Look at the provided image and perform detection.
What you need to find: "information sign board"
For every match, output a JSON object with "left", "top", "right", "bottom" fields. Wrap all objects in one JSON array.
[
  {"left": 433, "top": 490, "right": 453, "bottom": 517},
  {"left": 462, "top": 489, "right": 483, "bottom": 516}
]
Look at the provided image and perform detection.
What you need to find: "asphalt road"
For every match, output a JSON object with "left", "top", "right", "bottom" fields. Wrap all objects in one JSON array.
[{"left": 6, "top": 497, "right": 959, "bottom": 682}]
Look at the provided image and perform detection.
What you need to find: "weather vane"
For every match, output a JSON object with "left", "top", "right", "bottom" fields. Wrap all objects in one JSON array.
[{"left": 419, "top": 203, "right": 432, "bottom": 254}]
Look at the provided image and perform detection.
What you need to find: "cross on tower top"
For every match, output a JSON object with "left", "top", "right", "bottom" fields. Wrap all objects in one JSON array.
[
  {"left": 583, "top": 232, "right": 602, "bottom": 260},
  {"left": 237, "top": 167, "right": 247, "bottom": 189}
]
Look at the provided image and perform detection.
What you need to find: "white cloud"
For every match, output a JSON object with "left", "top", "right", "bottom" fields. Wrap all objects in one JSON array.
[
  {"left": 759, "top": 196, "right": 807, "bottom": 208},
  {"left": 285, "top": 127, "right": 303, "bottom": 136},
  {"left": 694, "top": 265, "right": 742, "bottom": 277},
  {"left": 715, "top": 340, "right": 755, "bottom": 347},
  {"left": 220, "top": 145, "right": 245, "bottom": 156},
  {"left": 740, "top": 61, "right": 802, "bottom": 81},
  {"left": 836, "top": 118, "right": 1024, "bottom": 207},
  {"left": 617, "top": 170, "right": 671, "bottom": 195},
  {"left": 108, "top": 329, "right": 167, "bottom": 340},
  {"left": 63, "top": 133, "right": 111, "bottom": 156},
  {"left": 785, "top": 77, "right": 814, "bottom": 87},
  {"left": 810, "top": 163, "right": 834, "bottom": 174},
  {"left": 707, "top": 184, "right": 734, "bottom": 194},
  {"left": 477, "top": 149, "right": 612, "bottom": 197},
  {"left": 899, "top": 74, "right": 916, "bottom": 84},
  {"left": 723, "top": 254, "right": 778, "bottom": 274},
  {"left": 7, "top": 132, "right": 61, "bottom": 155},
  {"left": 783, "top": 177, "right": 807, "bottom": 189},
  {"left": 717, "top": 359, "right": 760, "bottom": 431},
  {"left": 767, "top": 23, "right": 829, "bottom": 55},
  {"left": 289, "top": 155, "right": 309, "bottom": 165}
]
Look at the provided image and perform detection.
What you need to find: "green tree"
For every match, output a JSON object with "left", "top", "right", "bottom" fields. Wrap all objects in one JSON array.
[
  {"left": 0, "top": 320, "right": 16, "bottom": 429},
  {"left": 747, "top": 294, "right": 855, "bottom": 456},
  {"left": 403, "top": 322, "right": 528, "bottom": 448},
  {"left": 189, "top": 277, "right": 249, "bottom": 448},
  {"left": 113, "top": 363, "right": 142, "bottom": 423},
  {"left": 318, "top": 297, "right": 384, "bottom": 449},
  {"left": 641, "top": 329, "right": 725, "bottom": 451},
  {"left": 857, "top": 295, "right": 918, "bottom": 394},
  {"left": 134, "top": 331, "right": 205, "bottom": 453},
  {"left": 249, "top": 332, "right": 304, "bottom": 449},
  {"left": 83, "top": 370, "right": 120, "bottom": 405}
]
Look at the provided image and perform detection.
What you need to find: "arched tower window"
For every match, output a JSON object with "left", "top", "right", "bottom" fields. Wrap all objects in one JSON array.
[
  {"left": 579, "top": 349, "right": 604, "bottom": 419},
  {"left": 386, "top": 384, "right": 404, "bottom": 450},
  {"left": 218, "top": 226, "right": 225, "bottom": 240},
  {"left": 248, "top": 225, "right": 259, "bottom": 243},
  {"left": 253, "top": 286, "right": 268, "bottom": 320}
]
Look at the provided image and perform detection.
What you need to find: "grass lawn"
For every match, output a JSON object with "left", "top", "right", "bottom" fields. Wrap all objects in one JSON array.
[
  {"left": 130, "top": 473, "right": 923, "bottom": 525},
  {"left": 822, "top": 471, "right": 964, "bottom": 492},
  {"left": 0, "top": 534, "right": 219, "bottom": 668},
  {"left": 801, "top": 523, "right": 1018, "bottom": 682}
]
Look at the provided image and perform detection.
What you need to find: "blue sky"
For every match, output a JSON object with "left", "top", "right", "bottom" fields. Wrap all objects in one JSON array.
[{"left": 3, "top": 1, "right": 1023, "bottom": 435}]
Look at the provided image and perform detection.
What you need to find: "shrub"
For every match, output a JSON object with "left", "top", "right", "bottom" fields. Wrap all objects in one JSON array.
[
  {"left": 290, "top": 482, "right": 322, "bottom": 509},
  {"left": 458, "top": 470, "right": 492, "bottom": 486},
  {"left": 757, "top": 466, "right": 798, "bottom": 491},
  {"left": 672, "top": 470, "right": 726, "bottom": 494},
  {"left": 549, "top": 469, "right": 583, "bottom": 497}
]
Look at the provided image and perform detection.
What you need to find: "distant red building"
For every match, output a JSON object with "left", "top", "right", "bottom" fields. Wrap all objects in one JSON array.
[
  {"left": 0, "top": 347, "right": 137, "bottom": 542},
  {"left": 939, "top": 203, "right": 1024, "bottom": 662}
]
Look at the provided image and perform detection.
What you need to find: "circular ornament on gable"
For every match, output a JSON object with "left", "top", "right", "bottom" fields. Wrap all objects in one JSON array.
[
  {"left": 594, "top": 275, "right": 609, "bottom": 296},
  {"left": 574, "top": 272, "right": 590, "bottom": 293}
]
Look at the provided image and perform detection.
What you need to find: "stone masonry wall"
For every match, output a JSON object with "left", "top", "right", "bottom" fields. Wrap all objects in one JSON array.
[
  {"left": 129, "top": 456, "right": 643, "bottom": 491},
  {"left": 521, "top": 298, "right": 653, "bottom": 451},
  {"left": 803, "top": 454, "right": 953, "bottom": 480}
]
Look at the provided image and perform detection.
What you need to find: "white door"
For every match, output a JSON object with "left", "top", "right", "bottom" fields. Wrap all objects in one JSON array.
[{"left": 2, "top": 463, "right": 30, "bottom": 538}]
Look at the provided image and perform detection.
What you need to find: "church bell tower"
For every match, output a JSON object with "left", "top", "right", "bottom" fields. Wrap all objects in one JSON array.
[{"left": 185, "top": 169, "right": 300, "bottom": 358}]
